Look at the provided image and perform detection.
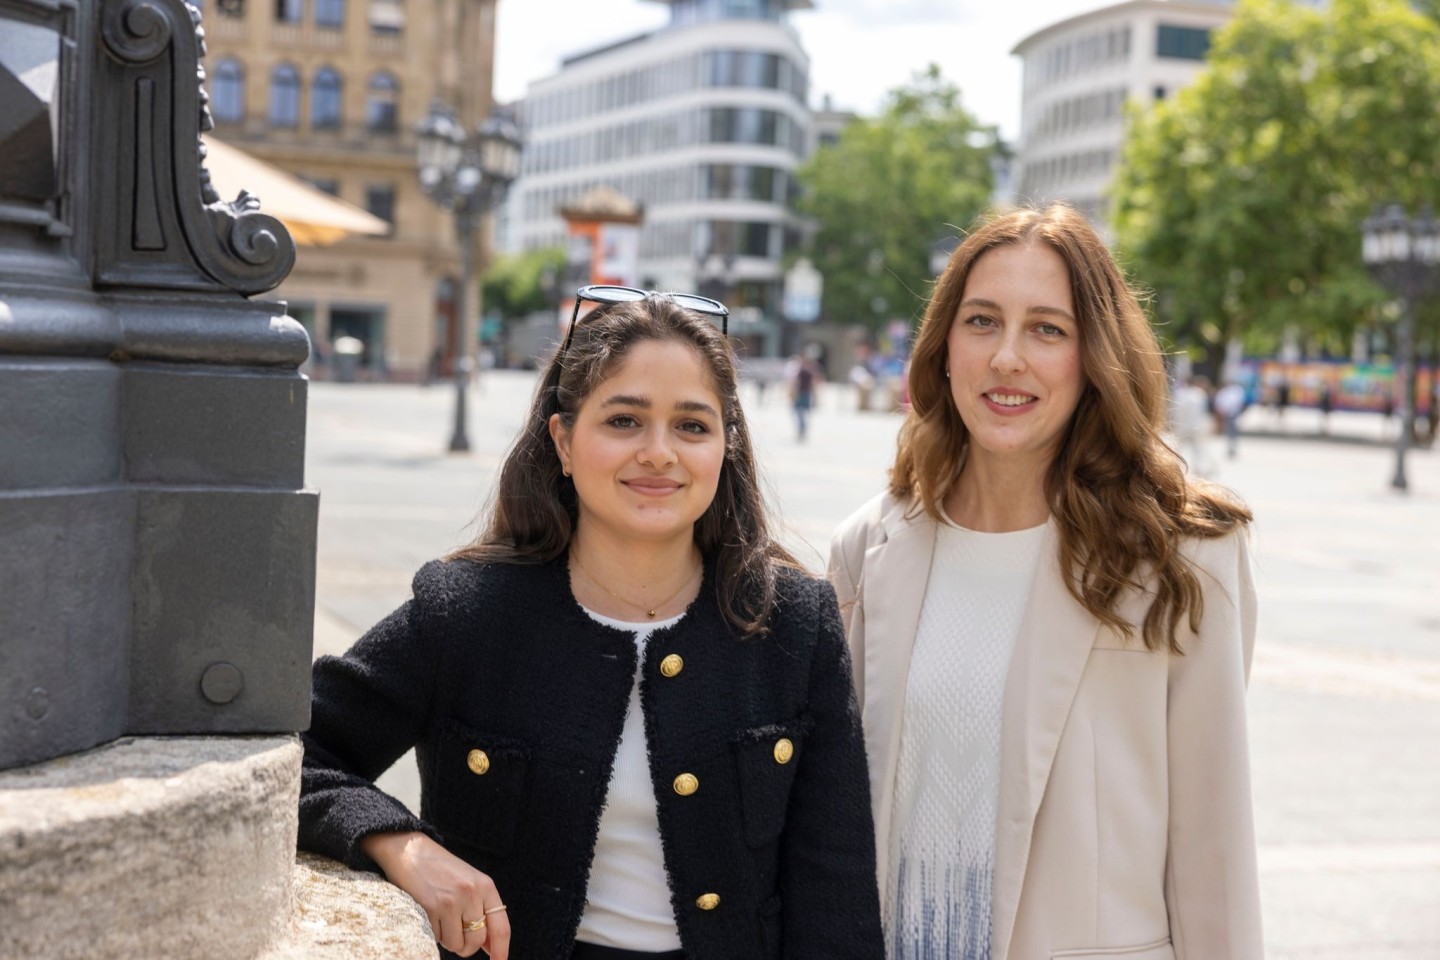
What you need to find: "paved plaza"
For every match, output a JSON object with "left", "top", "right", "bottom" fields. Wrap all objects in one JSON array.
[{"left": 307, "top": 371, "right": 1440, "bottom": 959}]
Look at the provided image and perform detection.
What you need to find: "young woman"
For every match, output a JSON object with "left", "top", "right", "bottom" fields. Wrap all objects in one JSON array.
[
  {"left": 831, "top": 206, "right": 1262, "bottom": 960},
  {"left": 298, "top": 288, "right": 884, "bottom": 960}
]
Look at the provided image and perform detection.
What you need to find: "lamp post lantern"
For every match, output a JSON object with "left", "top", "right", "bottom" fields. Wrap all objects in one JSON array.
[
  {"left": 1362, "top": 203, "right": 1440, "bottom": 491},
  {"left": 417, "top": 104, "right": 522, "bottom": 452}
]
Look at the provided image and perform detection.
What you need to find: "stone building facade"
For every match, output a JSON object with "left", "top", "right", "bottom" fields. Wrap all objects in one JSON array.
[{"left": 199, "top": 0, "right": 499, "bottom": 378}]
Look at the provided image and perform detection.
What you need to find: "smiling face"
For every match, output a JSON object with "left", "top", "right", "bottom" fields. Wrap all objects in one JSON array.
[
  {"left": 946, "top": 242, "right": 1085, "bottom": 471},
  {"left": 549, "top": 339, "right": 727, "bottom": 550}
]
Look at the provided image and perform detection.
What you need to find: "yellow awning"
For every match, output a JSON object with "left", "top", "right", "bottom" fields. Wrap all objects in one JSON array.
[{"left": 201, "top": 136, "right": 390, "bottom": 247}]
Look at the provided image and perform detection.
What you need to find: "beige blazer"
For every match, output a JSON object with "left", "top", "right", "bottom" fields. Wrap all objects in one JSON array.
[{"left": 830, "top": 492, "right": 1263, "bottom": 960}]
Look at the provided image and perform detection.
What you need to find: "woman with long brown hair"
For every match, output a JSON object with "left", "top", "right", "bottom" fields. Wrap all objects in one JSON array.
[
  {"left": 831, "top": 205, "right": 1261, "bottom": 960},
  {"left": 300, "top": 289, "right": 885, "bottom": 960}
]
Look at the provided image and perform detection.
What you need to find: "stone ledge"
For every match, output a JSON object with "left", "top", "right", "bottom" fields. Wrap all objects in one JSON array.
[
  {"left": 0, "top": 735, "right": 300, "bottom": 960},
  {"left": 260, "top": 852, "right": 437, "bottom": 960}
]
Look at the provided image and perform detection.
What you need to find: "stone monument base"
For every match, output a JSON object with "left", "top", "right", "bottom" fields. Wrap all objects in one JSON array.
[{"left": 0, "top": 736, "right": 434, "bottom": 960}]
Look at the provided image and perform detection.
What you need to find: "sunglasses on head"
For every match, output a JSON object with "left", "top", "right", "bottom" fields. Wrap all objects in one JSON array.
[{"left": 561, "top": 285, "right": 730, "bottom": 357}]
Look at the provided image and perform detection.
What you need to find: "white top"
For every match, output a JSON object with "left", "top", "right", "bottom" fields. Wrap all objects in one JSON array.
[
  {"left": 574, "top": 608, "right": 685, "bottom": 951},
  {"left": 886, "top": 520, "right": 1048, "bottom": 960},
  {"left": 1213, "top": 382, "right": 1246, "bottom": 418}
]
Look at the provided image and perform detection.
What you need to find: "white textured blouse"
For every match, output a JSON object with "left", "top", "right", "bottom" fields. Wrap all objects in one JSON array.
[
  {"left": 574, "top": 608, "right": 685, "bottom": 951},
  {"left": 886, "top": 520, "right": 1048, "bottom": 960}
]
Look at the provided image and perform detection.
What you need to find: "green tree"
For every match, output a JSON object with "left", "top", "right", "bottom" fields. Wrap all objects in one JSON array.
[
  {"left": 481, "top": 246, "right": 566, "bottom": 319},
  {"left": 795, "top": 65, "right": 998, "bottom": 331},
  {"left": 1111, "top": 0, "right": 1440, "bottom": 361}
]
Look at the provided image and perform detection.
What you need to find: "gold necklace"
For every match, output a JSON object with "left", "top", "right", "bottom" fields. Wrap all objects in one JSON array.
[{"left": 572, "top": 552, "right": 700, "bottom": 619}]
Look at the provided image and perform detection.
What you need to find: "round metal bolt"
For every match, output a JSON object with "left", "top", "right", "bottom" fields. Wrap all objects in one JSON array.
[
  {"left": 200, "top": 662, "right": 244, "bottom": 704},
  {"left": 24, "top": 687, "right": 50, "bottom": 720}
]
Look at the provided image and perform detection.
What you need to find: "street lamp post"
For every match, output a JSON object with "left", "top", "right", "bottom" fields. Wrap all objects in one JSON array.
[
  {"left": 417, "top": 104, "right": 522, "bottom": 452},
  {"left": 1362, "top": 203, "right": 1440, "bottom": 491}
]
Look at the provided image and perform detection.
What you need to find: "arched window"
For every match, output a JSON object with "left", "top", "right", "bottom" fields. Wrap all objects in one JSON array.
[
  {"left": 365, "top": 71, "right": 399, "bottom": 133},
  {"left": 212, "top": 59, "right": 245, "bottom": 123},
  {"left": 268, "top": 63, "right": 301, "bottom": 128},
  {"left": 315, "top": 0, "right": 344, "bottom": 27},
  {"left": 311, "top": 68, "right": 343, "bottom": 130}
]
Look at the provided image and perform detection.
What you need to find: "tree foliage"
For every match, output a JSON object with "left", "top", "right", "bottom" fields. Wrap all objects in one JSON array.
[
  {"left": 1111, "top": 0, "right": 1440, "bottom": 358},
  {"left": 481, "top": 246, "right": 566, "bottom": 319},
  {"left": 795, "top": 65, "right": 999, "bottom": 331}
]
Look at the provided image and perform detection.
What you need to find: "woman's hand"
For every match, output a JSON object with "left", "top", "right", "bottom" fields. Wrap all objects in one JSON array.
[{"left": 361, "top": 831, "right": 511, "bottom": 960}]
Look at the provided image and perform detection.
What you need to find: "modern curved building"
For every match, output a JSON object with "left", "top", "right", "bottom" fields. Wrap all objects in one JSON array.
[
  {"left": 509, "top": 0, "right": 812, "bottom": 349},
  {"left": 1011, "top": 0, "right": 1238, "bottom": 228}
]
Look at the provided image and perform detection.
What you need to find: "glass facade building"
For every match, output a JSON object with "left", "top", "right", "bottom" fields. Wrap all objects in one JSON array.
[
  {"left": 1011, "top": 0, "right": 1238, "bottom": 229},
  {"left": 509, "top": 0, "right": 814, "bottom": 333}
]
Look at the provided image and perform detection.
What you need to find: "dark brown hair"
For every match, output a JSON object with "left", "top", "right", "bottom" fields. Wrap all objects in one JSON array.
[
  {"left": 449, "top": 296, "right": 797, "bottom": 636},
  {"left": 893, "top": 203, "right": 1252, "bottom": 652}
]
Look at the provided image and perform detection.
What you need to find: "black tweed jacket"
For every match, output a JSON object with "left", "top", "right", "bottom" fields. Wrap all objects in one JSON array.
[{"left": 298, "top": 555, "right": 885, "bottom": 960}]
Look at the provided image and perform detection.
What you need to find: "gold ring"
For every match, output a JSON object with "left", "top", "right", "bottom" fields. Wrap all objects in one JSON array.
[
  {"left": 483, "top": 904, "right": 508, "bottom": 915},
  {"left": 463, "top": 918, "right": 486, "bottom": 933}
]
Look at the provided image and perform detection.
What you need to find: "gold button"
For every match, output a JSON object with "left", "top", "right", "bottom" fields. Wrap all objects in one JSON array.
[
  {"left": 659, "top": 654, "right": 684, "bottom": 678},
  {"left": 672, "top": 772, "right": 699, "bottom": 796},
  {"left": 773, "top": 737, "right": 794, "bottom": 765},
  {"left": 695, "top": 892, "right": 720, "bottom": 911},
  {"left": 466, "top": 749, "right": 490, "bottom": 776}
]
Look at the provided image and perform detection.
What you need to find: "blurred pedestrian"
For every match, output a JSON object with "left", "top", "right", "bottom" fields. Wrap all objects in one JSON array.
[
  {"left": 1214, "top": 378, "right": 1247, "bottom": 459},
  {"left": 831, "top": 204, "right": 1261, "bottom": 960},
  {"left": 1274, "top": 375, "right": 1291, "bottom": 429},
  {"left": 1425, "top": 377, "right": 1438, "bottom": 447},
  {"left": 1173, "top": 374, "right": 1214, "bottom": 477},
  {"left": 299, "top": 289, "right": 885, "bottom": 960},
  {"left": 849, "top": 343, "right": 878, "bottom": 412},
  {"left": 1318, "top": 381, "right": 1334, "bottom": 436},
  {"left": 786, "top": 348, "right": 822, "bottom": 442}
]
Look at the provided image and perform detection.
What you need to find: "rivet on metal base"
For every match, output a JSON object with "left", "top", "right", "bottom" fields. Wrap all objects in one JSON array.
[{"left": 200, "top": 662, "right": 244, "bottom": 704}]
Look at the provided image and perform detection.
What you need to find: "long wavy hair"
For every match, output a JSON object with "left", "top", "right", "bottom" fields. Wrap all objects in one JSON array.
[
  {"left": 892, "top": 203, "right": 1252, "bottom": 653},
  {"left": 449, "top": 296, "right": 797, "bottom": 636}
]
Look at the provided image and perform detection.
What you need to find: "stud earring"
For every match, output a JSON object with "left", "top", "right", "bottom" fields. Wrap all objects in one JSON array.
[{"left": 944, "top": 369, "right": 951, "bottom": 379}]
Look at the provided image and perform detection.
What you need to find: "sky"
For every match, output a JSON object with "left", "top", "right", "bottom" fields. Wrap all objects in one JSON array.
[{"left": 493, "top": 0, "right": 1116, "bottom": 141}]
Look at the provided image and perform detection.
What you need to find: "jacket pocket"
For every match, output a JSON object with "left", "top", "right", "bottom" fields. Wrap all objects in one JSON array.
[
  {"left": 732, "top": 716, "right": 813, "bottom": 848},
  {"left": 1052, "top": 937, "right": 1173, "bottom": 959},
  {"left": 431, "top": 719, "right": 531, "bottom": 857}
]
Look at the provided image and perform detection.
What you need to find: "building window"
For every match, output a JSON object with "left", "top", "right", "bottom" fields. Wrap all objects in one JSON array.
[
  {"left": 707, "top": 107, "right": 779, "bottom": 145},
  {"left": 1154, "top": 85, "right": 1167, "bottom": 101},
  {"left": 671, "top": 0, "right": 784, "bottom": 24},
  {"left": 315, "top": 0, "right": 343, "bottom": 27},
  {"left": 742, "top": 221, "right": 771, "bottom": 257},
  {"left": 304, "top": 176, "right": 340, "bottom": 195},
  {"left": 1156, "top": 24, "right": 1211, "bottom": 61},
  {"left": 365, "top": 72, "right": 399, "bottom": 133},
  {"left": 369, "top": 0, "right": 403, "bottom": 34},
  {"left": 704, "top": 164, "right": 780, "bottom": 201},
  {"left": 706, "top": 50, "right": 785, "bottom": 89},
  {"left": 268, "top": 64, "right": 301, "bottom": 128},
  {"left": 212, "top": 59, "right": 244, "bottom": 123},
  {"left": 365, "top": 183, "right": 395, "bottom": 227},
  {"left": 274, "top": 0, "right": 302, "bottom": 23},
  {"left": 702, "top": 220, "right": 775, "bottom": 258},
  {"left": 312, "top": 68, "right": 343, "bottom": 129}
]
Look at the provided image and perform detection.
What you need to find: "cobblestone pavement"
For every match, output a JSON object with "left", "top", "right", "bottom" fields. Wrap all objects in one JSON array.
[{"left": 307, "top": 371, "right": 1440, "bottom": 959}]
